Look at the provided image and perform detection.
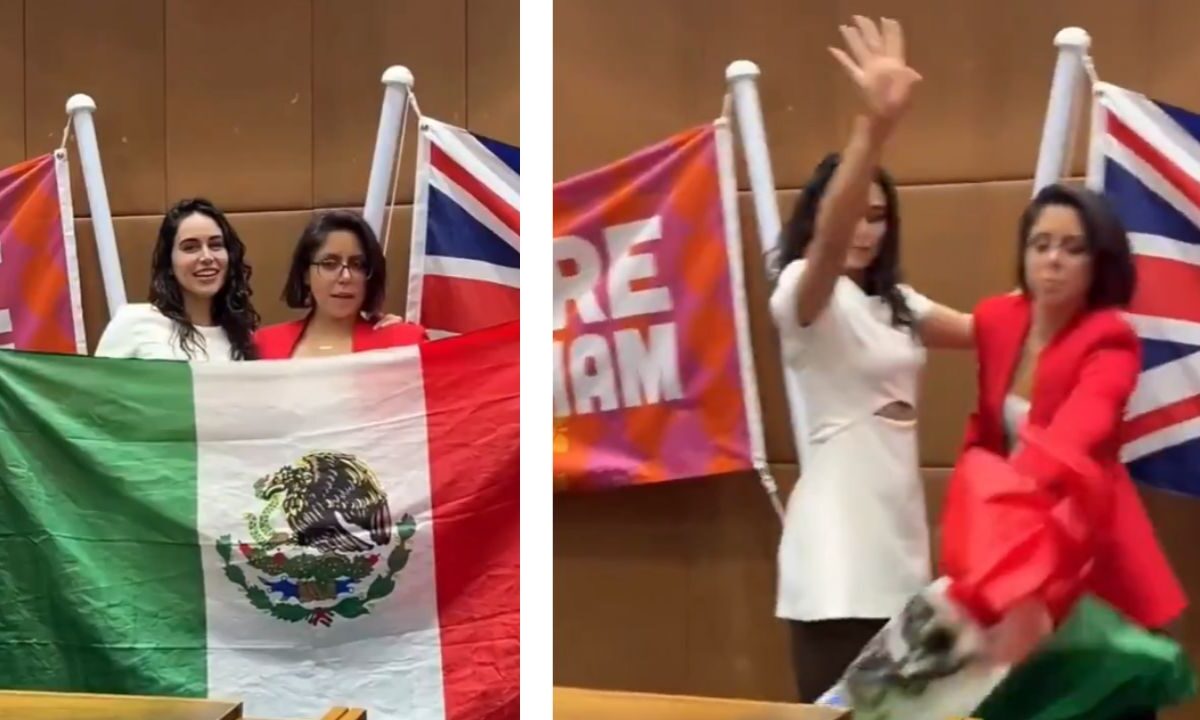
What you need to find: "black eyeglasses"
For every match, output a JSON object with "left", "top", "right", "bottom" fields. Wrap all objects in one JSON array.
[{"left": 312, "top": 257, "right": 372, "bottom": 279}]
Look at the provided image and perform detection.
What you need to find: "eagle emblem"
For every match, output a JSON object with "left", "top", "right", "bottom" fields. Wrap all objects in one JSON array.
[{"left": 216, "top": 451, "right": 415, "bottom": 627}]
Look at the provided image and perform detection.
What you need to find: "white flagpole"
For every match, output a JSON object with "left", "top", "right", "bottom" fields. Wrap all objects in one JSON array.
[
  {"left": 725, "top": 60, "right": 798, "bottom": 520},
  {"left": 66, "top": 93, "right": 126, "bottom": 316},
  {"left": 725, "top": 61, "right": 782, "bottom": 274},
  {"left": 1033, "top": 28, "right": 1091, "bottom": 195},
  {"left": 1085, "top": 82, "right": 1111, "bottom": 192},
  {"left": 363, "top": 65, "right": 414, "bottom": 239}
]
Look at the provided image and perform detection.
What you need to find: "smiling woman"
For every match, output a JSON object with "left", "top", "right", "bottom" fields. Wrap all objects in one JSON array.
[{"left": 94, "top": 198, "right": 261, "bottom": 361}]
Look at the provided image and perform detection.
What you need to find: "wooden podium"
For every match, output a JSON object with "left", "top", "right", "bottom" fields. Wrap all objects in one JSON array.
[
  {"left": 0, "top": 691, "right": 366, "bottom": 720},
  {"left": 553, "top": 687, "right": 849, "bottom": 719}
]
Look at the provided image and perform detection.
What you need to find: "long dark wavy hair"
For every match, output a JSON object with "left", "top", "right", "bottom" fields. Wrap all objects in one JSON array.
[
  {"left": 148, "top": 198, "right": 260, "bottom": 360},
  {"left": 775, "top": 153, "right": 915, "bottom": 332}
]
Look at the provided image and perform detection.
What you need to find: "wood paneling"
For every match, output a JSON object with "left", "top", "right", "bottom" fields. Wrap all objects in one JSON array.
[
  {"left": 553, "top": 0, "right": 841, "bottom": 186},
  {"left": 165, "top": 0, "right": 313, "bottom": 211},
  {"left": 312, "top": 0, "right": 467, "bottom": 208},
  {"left": 25, "top": 0, "right": 164, "bottom": 216},
  {"left": 467, "top": 0, "right": 520, "bottom": 144},
  {"left": 0, "top": 0, "right": 23, "bottom": 167}
]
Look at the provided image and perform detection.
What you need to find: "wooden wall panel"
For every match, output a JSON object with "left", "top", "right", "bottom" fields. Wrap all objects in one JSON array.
[
  {"left": 555, "top": 467, "right": 957, "bottom": 701},
  {"left": 466, "top": 0, "right": 520, "bottom": 144},
  {"left": 554, "top": 479, "right": 699, "bottom": 694},
  {"left": 553, "top": 0, "right": 841, "bottom": 186},
  {"left": 312, "top": 0, "right": 467, "bottom": 208},
  {"left": 165, "top": 0, "right": 312, "bottom": 212},
  {"left": 1147, "top": 2, "right": 1200, "bottom": 110},
  {"left": 827, "top": 0, "right": 1152, "bottom": 183},
  {"left": 0, "top": 0, "right": 23, "bottom": 167},
  {"left": 378, "top": 205, "right": 415, "bottom": 320},
  {"left": 1141, "top": 489, "right": 1200, "bottom": 720},
  {"left": 25, "top": 0, "right": 164, "bottom": 216},
  {"left": 227, "top": 210, "right": 316, "bottom": 327}
]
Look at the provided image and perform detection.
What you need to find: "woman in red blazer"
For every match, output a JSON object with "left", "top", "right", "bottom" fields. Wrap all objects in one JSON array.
[
  {"left": 255, "top": 210, "right": 426, "bottom": 359},
  {"left": 940, "top": 185, "right": 1186, "bottom": 660}
]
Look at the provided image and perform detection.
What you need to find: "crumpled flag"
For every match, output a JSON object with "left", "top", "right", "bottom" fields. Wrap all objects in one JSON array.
[
  {"left": 939, "top": 426, "right": 1108, "bottom": 627},
  {"left": 976, "top": 596, "right": 1196, "bottom": 720},
  {"left": 816, "top": 579, "right": 1010, "bottom": 720}
]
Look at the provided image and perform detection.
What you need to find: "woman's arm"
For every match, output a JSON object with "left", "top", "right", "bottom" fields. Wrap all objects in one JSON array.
[
  {"left": 789, "top": 17, "right": 922, "bottom": 326},
  {"left": 918, "top": 303, "right": 974, "bottom": 349},
  {"left": 1011, "top": 322, "right": 1140, "bottom": 501}
]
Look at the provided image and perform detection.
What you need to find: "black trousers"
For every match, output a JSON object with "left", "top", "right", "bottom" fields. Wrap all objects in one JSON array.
[{"left": 788, "top": 618, "right": 886, "bottom": 703}]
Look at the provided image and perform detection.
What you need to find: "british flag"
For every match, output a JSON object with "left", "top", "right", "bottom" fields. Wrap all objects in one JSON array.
[
  {"left": 1090, "top": 82, "right": 1200, "bottom": 497},
  {"left": 406, "top": 118, "right": 519, "bottom": 337}
]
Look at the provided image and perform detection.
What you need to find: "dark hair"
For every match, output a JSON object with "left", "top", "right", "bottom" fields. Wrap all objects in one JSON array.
[
  {"left": 282, "top": 210, "right": 387, "bottom": 319},
  {"left": 1017, "top": 184, "right": 1135, "bottom": 309},
  {"left": 775, "top": 152, "right": 914, "bottom": 331},
  {"left": 149, "top": 198, "right": 260, "bottom": 360}
]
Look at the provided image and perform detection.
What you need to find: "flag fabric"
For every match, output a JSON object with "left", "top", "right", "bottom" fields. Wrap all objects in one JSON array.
[
  {"left": 0, "top": 322, "right": 519, "bottom": 720},
  {"left": 976, "top": 596, "right": 1195, "bottom": 720},
  {"left": 817, "top": 585, "right": 1195, "bottom": 720},
  {"left": 0, "top": 150, "right": 86, "bottom": 353},
  {"left": 1090, "top": 83, "right": 1200, "bottom": 497},
  {"left": 551, "top": 121, "right": 767, "bottom": 490},
  {"left": 407, "top": 118, "right": 520, "bottom": 337}
]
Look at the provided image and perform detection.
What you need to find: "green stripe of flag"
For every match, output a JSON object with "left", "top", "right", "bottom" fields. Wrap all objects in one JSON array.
[{"left": 0, "top": 351, "right": 208, "bottom": 695}]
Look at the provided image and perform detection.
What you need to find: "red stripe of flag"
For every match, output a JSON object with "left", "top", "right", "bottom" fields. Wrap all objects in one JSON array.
[
  {"left": 1130, "top": 255, "right": 1200, "bottom": 324},
  {"left": 1108, "top": 112, "right": 1200, "bottom": 210},
  {"left": 431, "top": 144, "right": 520, "bottom": 236},
  {"left": 420, "top": 275, "right": 520, "bottom": 335},
  {"left": 422, "top": 322, "right": 519, "bottom": 720},
  {"left": 1123, "top": 393, "right": 1200, "bottom": 444}
]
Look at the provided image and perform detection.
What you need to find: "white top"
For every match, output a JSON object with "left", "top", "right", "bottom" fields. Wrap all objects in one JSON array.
[
  {"left": 94, "top": 303, "right": 235, "bottom": 362},
  {"left": 1003, "top": 394, "right": 1031, "bottom": 452},
  {"left": 769, "top": 259, "right": 934, "bottom": 621}
]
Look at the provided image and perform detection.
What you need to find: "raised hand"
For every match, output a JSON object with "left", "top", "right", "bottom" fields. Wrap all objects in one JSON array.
[{"left": 830, "top": 16, "right": 922, "bottom": 125}]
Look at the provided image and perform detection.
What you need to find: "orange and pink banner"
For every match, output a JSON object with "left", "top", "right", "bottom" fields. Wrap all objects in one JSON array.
[
  {"left": 552, "top": 122, "right": 766, "bottom": 490},
  {"left": 0, "top": 151, "right": 84, "bottom": 354}
]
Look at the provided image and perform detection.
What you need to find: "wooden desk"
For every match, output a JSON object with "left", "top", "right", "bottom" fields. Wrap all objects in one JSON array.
[
  {"left": 0, "top": 690, "right": 241, "bottom": 720},
  {"left": 553, "top": 687, "right": 848, "bottom": 720}
]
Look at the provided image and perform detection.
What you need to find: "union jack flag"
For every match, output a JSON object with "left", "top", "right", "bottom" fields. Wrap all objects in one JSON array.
[
  {"left": 1090, "top": 82, "right": 1200, "bottom": 497},
  {"left": 406, "top": 118, "right": 519, "bottom": 337}
]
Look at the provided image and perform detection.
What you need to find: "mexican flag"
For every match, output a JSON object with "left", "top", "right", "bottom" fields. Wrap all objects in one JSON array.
[{"left": 0, "top": 322, "right": 519, "bottom": 719}]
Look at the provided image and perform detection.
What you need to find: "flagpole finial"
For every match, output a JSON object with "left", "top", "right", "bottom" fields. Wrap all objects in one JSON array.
[
  {"left": 1054, "top": 27, "right": 1090, "bottom": 50},
  {"left": 65, "top": 93, "right": 96, "bottom": 115},
  {"left": 382, "top": 65, "right": 414, "bottom": 88},
  {"left": 725, "top": 60, "right": 761, "bottom": 82}
]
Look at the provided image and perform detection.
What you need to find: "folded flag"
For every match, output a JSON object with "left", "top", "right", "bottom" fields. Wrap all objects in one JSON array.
[{"left": 0, "top": 323, "right": 520, "bottom": 719}]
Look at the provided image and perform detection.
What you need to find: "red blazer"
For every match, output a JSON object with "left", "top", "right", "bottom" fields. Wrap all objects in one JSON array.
[
  {"left": 254, "top": 318, "right": 426, "bottom": 360},
  {"left": 940, "top": 293, "right": 1185, "bottom": 629}
]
